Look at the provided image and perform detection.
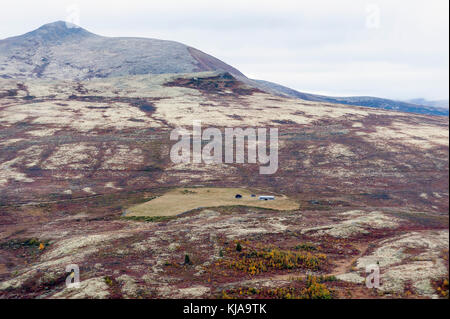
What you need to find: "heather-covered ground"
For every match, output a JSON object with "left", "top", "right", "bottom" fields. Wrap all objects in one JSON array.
[{"left": 0, "top": 73, "right": 448, "bottom": 299}]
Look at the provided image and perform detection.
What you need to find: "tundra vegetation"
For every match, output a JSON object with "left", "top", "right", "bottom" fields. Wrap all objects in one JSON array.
[{"left": 0, "top": 69, "right": 448, "bottom": 299}]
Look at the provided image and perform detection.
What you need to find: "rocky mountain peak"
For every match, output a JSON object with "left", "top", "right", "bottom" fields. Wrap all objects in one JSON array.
[{"left": 20, "top": 20, "right": 96, "bottom": 43}]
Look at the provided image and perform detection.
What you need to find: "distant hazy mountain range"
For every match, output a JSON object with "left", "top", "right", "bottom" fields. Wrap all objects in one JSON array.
[
  {"left": 253, "top": 80, "right": 449, "bottom": 116},
  {"left": 0, "top": 21, "right": 447, "bottom": 116},
  {"left": 406, "top": 98, "right": 449, "bottom": 110}
]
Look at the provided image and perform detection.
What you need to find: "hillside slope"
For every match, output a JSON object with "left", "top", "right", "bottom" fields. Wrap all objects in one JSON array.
[
  {"left": 254, "top": 79, "right": 449, "bottom": 116},
  {"left": 0, "top": 21, "right": 446, "bottom": 116},
  {"left": 0, "top": 72, "right": 448, "bottom": 299},
  {"left": 0, "top": 21, "right": 245, "bottom": 80}
]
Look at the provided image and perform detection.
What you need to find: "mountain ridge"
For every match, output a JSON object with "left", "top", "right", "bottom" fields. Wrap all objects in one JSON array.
[
  {"left": 253, "top": 79, "right": 449, "bottom": 116},
  {"left": 0, "top": 21, "right": 245, "bottom": 81},
  {"left": 0, "top": 21, "right": 447, "bottom": 116}
]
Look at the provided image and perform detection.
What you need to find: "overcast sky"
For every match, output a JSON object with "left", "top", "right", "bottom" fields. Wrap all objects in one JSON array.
[{"left": 1, "top": 0, "right": 448, "bottom": 101}]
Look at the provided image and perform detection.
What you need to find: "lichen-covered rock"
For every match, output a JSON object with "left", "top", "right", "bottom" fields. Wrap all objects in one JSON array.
[
  {"left": 301, "top": 211, "right": 400, "bottom": 238},
  {"left": 338, "top": 230, "right": 449, "bottom": 297},
  {"left": 51, "top": 277, "right": 110, "bottom": 299}
]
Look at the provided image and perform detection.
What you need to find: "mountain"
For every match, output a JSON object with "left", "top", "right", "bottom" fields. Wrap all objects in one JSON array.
[
  {"left": 0, "top": 21, "right": 245, "bottom": 80},
  {"left": 0, "top": 22, "right": 448, "bottom": 299},
  {"left": 0, "top": 21, "right": 447, "bottom": 118},
  {"left": 406, "top": 98, "right": 449, "bottom": 110},
  {"left": 253, "top": 79, "right": 450, "bottom": 116}
]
